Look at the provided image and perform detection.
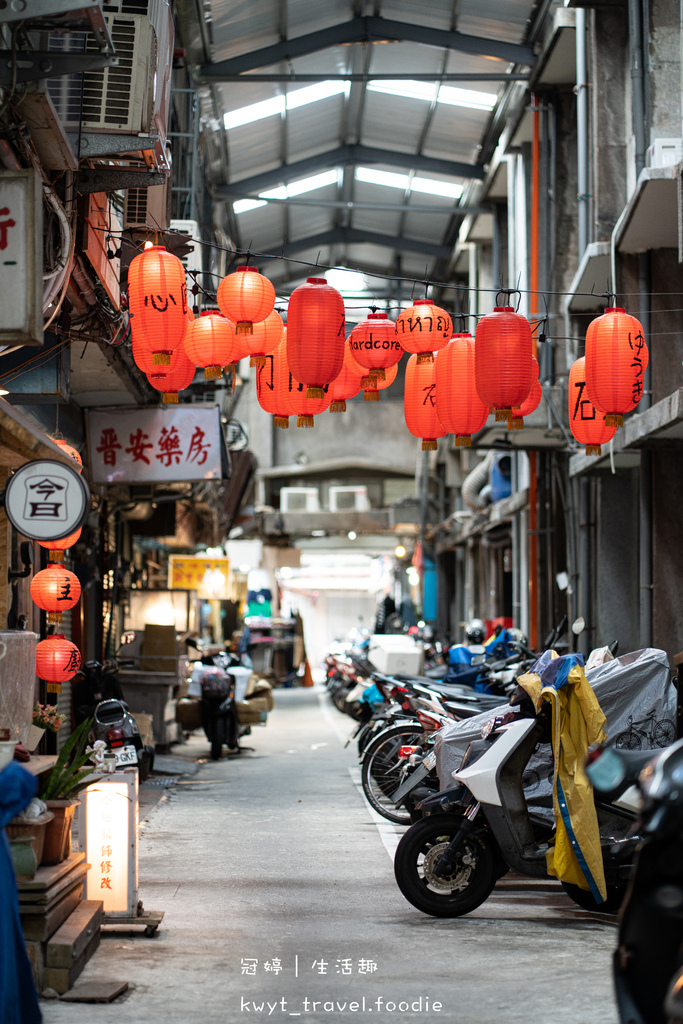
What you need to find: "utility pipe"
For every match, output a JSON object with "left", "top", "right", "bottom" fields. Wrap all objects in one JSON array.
[
  {"left": 527, "top": 93, "right": 540, "bottom": 650},
  {"left": 576, "top": 7, "right": 590, "bottom": 256}
]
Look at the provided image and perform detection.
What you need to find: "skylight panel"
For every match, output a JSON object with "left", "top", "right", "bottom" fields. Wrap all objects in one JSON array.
[
  {"left": 368, "top": 79, "right": 497, "bottom": 112},
  {"left": 233, "top": 170, "right": 340, "bottom": 215},
  {"left": 438, "top": 85, "right": 497, "bottom": 111},
  {"left": 232, "top": 198, "right": 267, "bottom": 214},
  {"left": 355, "top": 167, "right": 463, "bottom": 200},
  {"left": 367, "top": 80, "right": 437, "bottom": 103},
  {"left": 355, "top": 167, "right": 412, "bottom": 191},
  {"left": 224, "top": 81, "right": 348, "bottom": 130},
  {"left": 285, "top": 80, "right": 348, "bottom": 110},
  {"left": 411, "top": 177, "right": 463, "bottom": 199}
]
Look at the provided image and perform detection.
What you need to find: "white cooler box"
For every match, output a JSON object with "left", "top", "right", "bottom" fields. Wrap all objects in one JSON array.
[{"left": 369, "top": 635, "right": 424, "bottom": 676}]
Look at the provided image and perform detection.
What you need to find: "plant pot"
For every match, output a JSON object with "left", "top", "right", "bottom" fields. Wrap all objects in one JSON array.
[
  {"left": 26, "top": 725, "right": 45, "bottom": 752},
  {"left": 41, "top": 800, "right": 80, "bottom": 866},
  {"left": 5, "top": 810, "right": 54, "bottom": 867},
  {"left": 8, "top": 836, "right": 37, "bottom": 880}
]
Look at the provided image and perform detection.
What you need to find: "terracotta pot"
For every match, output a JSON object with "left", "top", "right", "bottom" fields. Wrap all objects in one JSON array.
[
  {"left": 41, "top": 799, "right": 80, "bottom": 866},
  {"left": 5, "top": 810, "right": 54, "bottom": 867}
]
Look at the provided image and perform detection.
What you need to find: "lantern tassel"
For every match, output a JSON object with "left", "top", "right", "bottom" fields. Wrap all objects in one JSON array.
[
  {"left": 416, "top": 352, "right": 434, "bottom": 365},
  {"left": 422, "top": 440, "right": 438, "bottom": 451},
  {"left": 46, "top": 684, "right": 62, "bottom": 694},
  {"left": 250, "top": 355, "right": 267, "bottom": 368},
  {"left": 163, "top": 392, "right": 179, "bottom": 404},
  {"left": 454, "top": 436, "right": 472, "bottom": 448},
  {"left": 152, "top": 352, "right": 171, "bottom": 366},
  {"left": 274, "top": 416, "right": 289, "bottom": 429},
  {"left": 495, "top": 409, "right": 512, "bottom": 422},
  {"left": 330, "top": 401, "right": 346, "bottom": 412},
  {"left": 235, "top": 322, "right": 253, "bottom": 335},
  {"left": 372, "top": 368, "right": 386, "bottom": 382},
  {"left": 508, "top": 418, "right": 524, "bottom": 431},
  {"left": 586, "top": 445, "right": 602, "bottom": 456},
  {"left": 48, "top": 551, "right": 65, "bottom": 563},
  {"left": 47, "top": 612, "right": 63, "bottom": 625},
  {"left": 306, "top": 386, "right": 325, "bottom": 400},
  {"left": 297, "top": 415, "right": 314, "bottom": 428},
  {"left": 605, "top": 414, "right": 623, "bottom": 428},
  {"left": 364, "top": 391, "right": 379, "bottom": 402},
  {"left": 204, "top": 365, "right": 223, "bottom": 380}
]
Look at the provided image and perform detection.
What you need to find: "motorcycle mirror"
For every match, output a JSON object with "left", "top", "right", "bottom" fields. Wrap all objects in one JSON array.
[
  {"left": 571, "top": 616, "right": 586, "bottom": 636},
  {"left": 119, "top": 631, "right": 136, "bottom": 645}
]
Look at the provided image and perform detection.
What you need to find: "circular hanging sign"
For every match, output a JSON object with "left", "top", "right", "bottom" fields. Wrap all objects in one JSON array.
[{"left": 4, "top": 459, "right": 90, "bottom": 541}]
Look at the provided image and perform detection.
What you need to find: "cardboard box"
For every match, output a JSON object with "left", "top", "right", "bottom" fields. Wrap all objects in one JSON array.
[
  {"left": 132, "top": 713, "right": 155, "bottom": 748},
  {"left": 368, "top": 635, "right": 424, "bottom": 676}
]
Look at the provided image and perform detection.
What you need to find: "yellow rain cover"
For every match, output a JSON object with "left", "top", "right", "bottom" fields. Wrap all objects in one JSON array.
[{"left": 518, "top": 652, "right": 607, "bottom": 902}]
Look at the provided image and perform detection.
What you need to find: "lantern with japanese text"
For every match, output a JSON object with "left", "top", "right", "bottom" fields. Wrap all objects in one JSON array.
[
  {"left": 182, "top": 311, "right": 239, "bottom": 380},
  {"left": 404, "top": 354, "right": 448, "bottom": 450},
  {"left": 435, "top": 333, "right": 489, "bottom": 446},
  {"left": 344, "top": 344, "right": 398, "bottom": 401},
  {"left": 396, "top": 300, "right": 452, "bottom": 364},
  {"left": 255, "top": 338, "right": 298, "bottom": 428},
  {"left": 127, "top": 244, "right": 189, "bottom": 365},
  {"left": 474, "top": 306, "right": 533, "bottom": 421},
  {"left": 584, "top": 307, "right": 648, "bottom": 427},
  {"left": 286, "top": 277, "right": 345, "bottom": 398},
  {"left": 38, "top": 528, "right": 82, "bottom": 564},
  {"left": 246, "top": 309, "right": 285, "bottom": 368},
  {"left": 146, "top": 354, "right": 195, "bottom": 403},
  {"left": 52, "top": 439, "right": 82, "bottom": 472},
  {"left": 217, "top": 266, "right": 275, "bottom": 335},
  {"left": 31, "top": 565, "right": 81, "bottom": 624},
  {"left": 569, "top": 357, "right": 617, "bottom": 455},
  {"left": 507, "top": 356, "right": 541, "bottom": 430},
  {"left": 36, "top": 635, "right": 81, "bottom": 690},
  {"left": 328, "top": 358, "right": 363, "bottom": 413},
  {"left": 348, "top": 312, "right": 402, "bottom": 380}
]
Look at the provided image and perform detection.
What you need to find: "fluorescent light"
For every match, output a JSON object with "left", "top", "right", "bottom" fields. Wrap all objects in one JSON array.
[
  {"left": 224, "top": 81, "right": 348, "bottom": 131},
  {"left": 368, "top": 79, "right": 497, "bottom": 112},
  {"left": 233, "top": 169, "right": 339, "bottom": 216},
  {"left": 355, "top": 167, "right": 463, "bottom": 200}
]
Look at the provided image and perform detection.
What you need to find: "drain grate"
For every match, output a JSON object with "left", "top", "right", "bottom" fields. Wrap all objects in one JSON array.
[{"left": 141, "top": 776, "right": 180, "bottom": 787}]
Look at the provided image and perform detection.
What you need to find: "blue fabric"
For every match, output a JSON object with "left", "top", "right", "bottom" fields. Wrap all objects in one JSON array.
[
  {"left": 359, "top": 684, "right": 384, "bottom": 708},
  {"left": 448, "top": 644, "right": 475, "bottom": 666},
  {"left": 0, "top": 762, "right": 42, "bottom": 1024}
]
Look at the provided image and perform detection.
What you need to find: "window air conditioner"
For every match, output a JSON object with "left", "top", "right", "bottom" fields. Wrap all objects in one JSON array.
[
  {"left": 124, "top": 177, "right": 169, "bottom": 230},
  {"left": 280, "top": 487, "right": 320, "bottom": 513},
  {"left": 328, "top": 486, "right": 370, "bottom": 512},
  {"left": 170, "top": 220, "right": 203, "bottom": 278}
]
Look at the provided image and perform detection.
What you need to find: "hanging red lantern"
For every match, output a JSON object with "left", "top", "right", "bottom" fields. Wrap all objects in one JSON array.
[
  {"left": 584, "top": 306, "right": 648, "bottom": 427},
  {"left": 396, "top": 300, "right": 452, "bottom": 364},
  {"left": 507, "top": 355, "right": 541, "bottom": 430},
  {"left": 404, "top": 354, "right": 448, "bottom": 450},
  {"left": 30, "top": 565, "right": 81, "bottom": 624},
  {"left": 348, "top": 312, "right": 402, "bottom": 380},
  {"left": 286, "top": 277, "right": 345, "bottom": 398},
  {"left": 217, "top": 266, "right": 275, "bottom": 335},
  {"left": 344, "top": 345, "right": 398, "bottom": 401},
  {"left": 127, "top": 244, "right": 189, "bottom": 365},
  {"left": 569, "top": 356, "right": 617, "bottom": 455},
  {"left": 255, "top": 338, "right": 298, "bottom": 428},
  {"left": 133, "top": 334, "right": 191, "bottom": 380},
  {"left": 328, "top": 358, "right": 363, "bottom": 413},
  {"left": 183, "top": 311, "right": 239, "bottom": 380},
  {"left": 435, "top": 333, "right": 489, "bottom": 446},
  {"left": 36, "top": 635, "right": 81, "bottom": 686},
  {"left": 38, "top": 528, "right": 82, "bottom": 564},
  {"left": 246, "top": 309, "right": 285, "bottom": 368},
  {"left": 146, "top": 353, "right": 195, "bottom": 403},
  {"left": 474, "top": 305, "right": 533, "bottom": 421},
  {"left": 288, "top": 373, "right": 332, "bottom": 427},
  {"left": 52, "top": 439, "right": 82, "bottom": 472}
]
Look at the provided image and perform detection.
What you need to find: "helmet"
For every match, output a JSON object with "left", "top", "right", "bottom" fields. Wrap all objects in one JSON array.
[{"left": 465, "top": 618, "right": 486, "bottom": 644}]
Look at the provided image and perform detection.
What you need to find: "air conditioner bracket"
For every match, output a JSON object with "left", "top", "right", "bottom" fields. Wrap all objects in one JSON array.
[
  {"left": 69, "top": 133, "right": 161, "bottom": 158},
  {"left": 76, "top": 169, "right": 167, "bottom": 194},
  {"left": 0, "top": 50, "right": 117, "bottom": 86}
]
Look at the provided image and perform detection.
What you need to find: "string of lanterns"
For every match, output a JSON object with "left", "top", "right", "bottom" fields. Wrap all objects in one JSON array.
[{"left": 125, "top": 243, "right": 649, "bottom": 453}]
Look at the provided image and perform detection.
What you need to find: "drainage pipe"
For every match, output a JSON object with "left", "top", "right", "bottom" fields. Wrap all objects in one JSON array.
[{"left": 576, "top": 7, "right": 590, "bottom": 256}]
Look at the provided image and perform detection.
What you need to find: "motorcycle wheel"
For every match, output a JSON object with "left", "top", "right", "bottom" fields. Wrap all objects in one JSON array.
[
  {"left": 394, "top": 814, "right": 498, "bottom": 917},
  {"left": 211, "top": 717, "right": 226, "bottom": 760},
  {"left": 561, "top": 881, "right": 627, "bottom": 913},
  {"left": 361, "top": 724, "right": 426, "bottom": 825}
]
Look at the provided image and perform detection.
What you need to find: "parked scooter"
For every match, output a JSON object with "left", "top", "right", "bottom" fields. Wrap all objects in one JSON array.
[
  {"left": 585, "top": 737, "right": 683, "bottom": 1024},
  {"left": 194, "top": 652, "right": 252, "bottom": 760},
  {"left": 91, "top": 698, "right": 155, "bottom": 781}
]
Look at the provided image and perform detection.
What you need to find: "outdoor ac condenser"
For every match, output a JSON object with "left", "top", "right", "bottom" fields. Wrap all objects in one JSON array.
[
  {"left": 328, "top": 486, "right": 370, "bottom": 512},
  {"left": 280, "top": 487, "right": 320, "bottom": 513}
]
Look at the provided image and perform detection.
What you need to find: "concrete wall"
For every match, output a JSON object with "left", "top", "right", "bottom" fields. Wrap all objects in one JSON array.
[
  {"left": 595, "top": 469, "right": 640, "bottom": 654},
  {"left": 652, "top": 450, "right": 683, "bottom": 660}
]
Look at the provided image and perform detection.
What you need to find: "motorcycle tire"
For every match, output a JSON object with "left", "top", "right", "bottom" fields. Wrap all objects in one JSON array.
[
  {"left": 361, "top": 723, "right": 425, "bottom": 825},
  {"left": 394, "top": 814, "right": 498, "bottom": 917},
  {"left": 561, "top": 880, "right": 627, "bottom": 913},
  {"left": 211, "top": 716, "right": 226, "bottom": 760}
]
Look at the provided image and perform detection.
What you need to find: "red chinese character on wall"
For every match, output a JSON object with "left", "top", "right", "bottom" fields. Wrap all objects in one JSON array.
[
  {"left": 125, "top": 428, "right": 153, "bottom": 465},
  {"left": 186, "top": 426, "right": 211, "bottom": 466},
  {"left": 0, "top": 207, "right": 16, "bottom": 250},
  {"left": 96, "top": 428, "right": 122, "bottom": 466},
  {"left": 156, "top": 425, "right": 183, "bottom": 467}
]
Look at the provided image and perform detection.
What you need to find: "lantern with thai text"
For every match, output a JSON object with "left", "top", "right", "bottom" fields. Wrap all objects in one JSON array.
[
  {"left": 569, "top": 357, "right": 617, "bottom": 455},
  {"left": 36, "top": 635, "right": 81, "bottom": 689},
  {"left": 584, "top": 307, "right": 648, "bottom": 427},
  {"left": 31, "top": 565, "right": 81, "bottom": 624},
  {"left": 396, "top": 300, "right": 452, "bottom": 364},
  {"left": 127, "top": 244, "right": 189, "bottom": 365},
  {"left": 217, "top": 266, "right": 275, "bottom": 335},
  {"left": 38, "top": 528, "right": 82, "bottom": 564},
  {"left": 348, "top": 312, "right": 402, "bottom": 380},
  {"left": 146, "top": 354, "right": 195, "bottom": 403},
  {"left": 435, "top": 333, "right": 489, "bottom": 446},
  {"left": 474, "top": 306, "right": 533, "bottom": 421},
  {"left": 183, "top": 311, "right": 239, "bottom": 380},
  {"left": 404, "top": 354, "right": 448, "bottom": 450},
  {"left": 286, "top": 277, "right": 345, "bottom": 398},
  {"left": 255, "top": 338, "right": 297, "bottom": 428}
]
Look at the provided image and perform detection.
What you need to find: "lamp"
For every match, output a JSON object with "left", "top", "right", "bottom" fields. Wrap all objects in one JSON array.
[{"left": 82, "top": 773, "right": 138, "bottom": 917}]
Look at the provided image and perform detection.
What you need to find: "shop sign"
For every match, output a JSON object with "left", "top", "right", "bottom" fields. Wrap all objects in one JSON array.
[
  {"left": 169, "top": 555, "right": 231, "bottom": 599},
  {"left": 4, "top": 459, "right": 90, "bottom": 541},
  {"left": 0, "top": 169, "right": 43, "bottom": 346},
  {"left": 82, "top": 774, "right": 138, "bottom": 917},
  {"left": 88, "top": 407, "right": 222, "bottom": 484}
]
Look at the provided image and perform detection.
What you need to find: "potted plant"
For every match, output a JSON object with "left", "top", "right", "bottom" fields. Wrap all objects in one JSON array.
[
  {"left": 28, "top": 702, "right": 66, "bottom": 752},
  {"left": 38, "top": 717, "right": 96, "bottom": 865}
]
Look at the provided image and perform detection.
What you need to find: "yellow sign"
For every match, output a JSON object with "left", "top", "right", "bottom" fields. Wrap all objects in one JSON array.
[{"left": 169, "top": 556, "right": 231, "bottom": 599}]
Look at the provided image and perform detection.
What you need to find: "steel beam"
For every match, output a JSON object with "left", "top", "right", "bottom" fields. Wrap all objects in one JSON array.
[
  {"left": 0, "top": 50, "right": 117, "bottom": 86},
  {"left": 76, "top": 169, "right": 167, "bottom": 194},
  {"left": 0, "top": 0, "right": 103, "bottom": 22},
  {"left": 211, "top": 72, "right": 529, "bottom": 82},
  {"left": 273, "top": 227, "right": 452, "bottom": 259},
  {"left": 231, "top": 195, "right": 493, "bottom": 214}
]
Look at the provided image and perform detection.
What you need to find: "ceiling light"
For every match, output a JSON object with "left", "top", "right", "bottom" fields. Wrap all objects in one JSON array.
[
  {"left": 347, "top": 531, "right": 357, "bottom": 540},
  {"left": 395, "top": 545, "right": 406, "bottom": 558},
  {"left": 224, "top": 81, "right": 348, "bottom": 131},
  {"left": 280, "top": 566, "right": 294, "bottom": 579},
  {"left": 368, "top": 79, "right": 497, "bottom": 112},
  {"left": 0, "top": 388, "right": 9, "bottom": 396}
]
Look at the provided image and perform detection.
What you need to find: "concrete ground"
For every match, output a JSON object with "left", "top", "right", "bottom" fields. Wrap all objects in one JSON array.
[{"left": 41, "top": 687, "right": 621, "bottom": 1024}]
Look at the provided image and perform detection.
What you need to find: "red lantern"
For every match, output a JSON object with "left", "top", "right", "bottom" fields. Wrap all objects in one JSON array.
[
  {"left": 435, "top": 333, "right": 489, "bottom": 446},
  {"left": 348, "top": 313, "right": 402, "bottom": 380},
  {"left": 246, "top": 309, "right": 285, "bottom": 368},
  {"left": 584, "top": 307, "right": 648, "bottom": 427},
  {"left": 507, "top": 355, "right": 541, "bottom": 430},
  {"left": 52, "top": 439, "right": 82, "bottom": 472},
  {"left": 288, "top": 374, "right": 332, "bottom": 427},
  {"left": 38, "top": 528, "right": 82, "bottom": 564},
  {"left": 569, "top": 357, "right": 617, "bottom": 455},
  {"left": 396, "top": 300, "right": 452, "bottom": 364},
  {"left": 255, "top": 338, "right": 297, "bottom": 428},
  {"left": 344, "top": 345, "right": 397, "bottom": 401},
  {"left": 286, "top": 277, "right": 345, "bottom": 398},
  {"left": 404, "top": 354, "right": 448, "bottom": 450},
  {"left": 217, "top": 266, "right": 275, "bottom": 335},
  {"left": 183, "top": 311, "right": 239, "bottom": 380},
  {"left": 133, "top": 334, "right": 190, "bottom": 379},
  {"left": 474, "top": 305, "right": 533, "bottom": 420},
  {"left": 328, "top": 359, "right": 363, "bottom": 413},
  {"left": 36, "top": 635, "right": 81, "bottom": 685},
  {"left": 127, "top": 244, "right": 189, "bottom": 365},
  {"left": 146, "top": 353, "right": 195, "bottom": 403},
  {"left": 31, "top": 565, "right": 81, "bottom": 624}
]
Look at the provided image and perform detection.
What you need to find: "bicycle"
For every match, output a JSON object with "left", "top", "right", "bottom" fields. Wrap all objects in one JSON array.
[{"left": 613, "top": 708, "right": 676, "bottom": 750}]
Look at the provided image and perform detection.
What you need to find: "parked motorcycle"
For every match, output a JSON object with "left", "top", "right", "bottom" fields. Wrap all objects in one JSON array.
[
  {"left": 194, "top": 652, "right": 252, "bottom": 760},
  {"left": 91, "top": 697, "right": 155, "bottom": 781}
]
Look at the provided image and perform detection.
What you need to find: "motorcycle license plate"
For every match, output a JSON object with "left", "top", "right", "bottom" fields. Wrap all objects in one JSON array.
[{"left": 114, "top": 744, "right": 138, "bottom": 766}]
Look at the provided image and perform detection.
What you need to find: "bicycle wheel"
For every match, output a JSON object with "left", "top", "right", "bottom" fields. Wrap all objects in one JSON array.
[
  {"left": 654, "top": 719, "right": 676, "bottom": 747},
  {"left": 614, "top": 729, "right": 641, "bottom": 750},
  {"left": 361, "top": 724, "right": 424, "bottom": 825}
]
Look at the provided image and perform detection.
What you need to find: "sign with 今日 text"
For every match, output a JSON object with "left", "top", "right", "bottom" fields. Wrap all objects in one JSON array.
[
  {"left": 88, "top": 407, "right": 222, "bottom": 484},
  {"left": 4, "top": 459, "right": 90, "bottom": 541}
]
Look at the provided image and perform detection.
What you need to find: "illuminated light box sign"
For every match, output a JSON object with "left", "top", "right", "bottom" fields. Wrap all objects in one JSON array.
[
  {"left": 88, "top": 406, "right": 222, "bottom": 484},
  {"left": 82, "top": 773, "right": 139, "bottom": 917},
  {"left": 0, "top": 168, "right": 43, "bottom": 346},
  {"left": 4, "top": 459, "right": 90, "bottom": 541},
  {"left": 169, "top": 556, "right": 231, "bottom": 599}
]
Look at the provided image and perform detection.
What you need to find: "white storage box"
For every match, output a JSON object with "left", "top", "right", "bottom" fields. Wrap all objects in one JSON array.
[{"left": 369, "top": 635, "right": 424, "bottom": 676}]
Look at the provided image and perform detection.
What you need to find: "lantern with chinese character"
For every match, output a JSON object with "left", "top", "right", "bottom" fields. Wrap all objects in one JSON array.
[
  {"left": 348, "top": 312, "right": 402, "bottom": 380},
  {"left": 404, "top": 354, "right": 448, "bottom": 450},
  {"left": 127, "top": 244, "right": 189, "bottom": 365},
  {"left": 217, "top": 266, "right": 275, "bottom": 335},
  {"left": 328, "top": 358, "right": 363, "bottom": 413},
  {"left": 584, "top": 307, "right": 648, "bottom": 427},
  {"left": 52, "top": 439, "right": 82, "bottom": 473},
  {"left": 245, "top": 309, "right": 285, "bottom": 368},
  {"left": 255, "top": 338, "right": 297, "bottom": 428},
  {"left": 507, "top": 356, "right": 541, "bottom": 430},
  {"left": 36, "top": 635, "right": 81, "bottom": 687},
  {"left": 435, "top": 333, "right": 489, "bottom": 446},
  {"left": 30, "top": 565, "right": 81, "bottom": 624},
  {"left": 286, "top": 277, "right": 345, "bottom": 398},
  {"left": 569, "top": 357, "right": 617, "bottom": 455},
  {"left": 146, "top": 354, "right": 196, "bottom": 403},
  {"left": 182, "top": 311, "right": 239, "bottom": 380},
  {"left": 344, "top": 344, "right": 398, "bottom": 401},
  {"left": 38, "top": 528, "right": 82, "bottom": 563},
  {"left": 474, "top": 306, "right": 533, "bottom": 421},
  {"left": 396, "top": 300, "right": 452, "bottom": 364}
]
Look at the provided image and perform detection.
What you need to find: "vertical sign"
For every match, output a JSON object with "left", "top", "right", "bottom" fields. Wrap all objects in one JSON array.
[
  {"left": 0, "top": 169, "right": 43, "bottom": 346},
  {"left": 82, "top": 774, "right": 138, "bottom": 917}
]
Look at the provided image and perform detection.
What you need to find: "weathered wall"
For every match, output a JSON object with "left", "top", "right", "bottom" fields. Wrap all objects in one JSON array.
[{"left": 595, "top": 469, "right": 640, "bottom": 654}]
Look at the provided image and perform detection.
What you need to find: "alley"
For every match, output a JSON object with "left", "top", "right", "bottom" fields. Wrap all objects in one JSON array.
[{"left": 42, "top": 688, "right": 620, "bottom": 1024}]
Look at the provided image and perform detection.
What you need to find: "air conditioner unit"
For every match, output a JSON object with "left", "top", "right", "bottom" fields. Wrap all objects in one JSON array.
[
  {"left": 170, "top": 220, "right": 203, "bottom": 278},
  {"left": 124, "top": 178, "right": 169, "bottom": 230},
  {"left": 646, "top": 138, "right": 683, "bottom": 169},
  {"left": 280, "top": 487, "right": 320, "bottom": 513},
  {"left": 329, "top": 486, "right": 370, "bottom": 512}
]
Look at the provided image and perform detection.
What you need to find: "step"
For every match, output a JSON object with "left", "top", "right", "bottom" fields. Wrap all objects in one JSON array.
[{"left": 43, "top": 900, "right": 103, "bottom": 995}]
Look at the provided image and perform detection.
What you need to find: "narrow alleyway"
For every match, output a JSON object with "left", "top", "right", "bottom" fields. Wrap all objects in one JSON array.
[{"left": 42, "top": 688, "right": 620, "bottom": 1024}]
